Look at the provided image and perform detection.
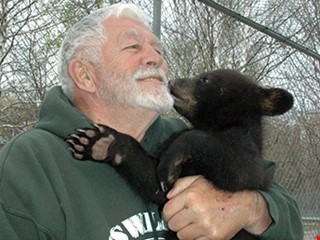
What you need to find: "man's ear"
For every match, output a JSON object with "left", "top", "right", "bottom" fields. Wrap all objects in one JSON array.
[{"left": 68, "top": 59, "right": 97, "bottom": 93}]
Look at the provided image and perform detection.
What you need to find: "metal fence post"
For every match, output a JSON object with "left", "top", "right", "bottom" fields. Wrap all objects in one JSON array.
[{"left": 153, "top": 0, "right": 162, "bottom": 39}]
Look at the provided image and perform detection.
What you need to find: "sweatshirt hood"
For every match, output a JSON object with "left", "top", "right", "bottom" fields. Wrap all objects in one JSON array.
[{"left": 34, "top": 86, "right": 93, "bottom": 139}]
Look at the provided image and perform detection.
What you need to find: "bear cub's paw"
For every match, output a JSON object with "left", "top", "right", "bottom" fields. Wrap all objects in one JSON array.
[{"left": 67, "top": 124, "right": 115, "bottom": 162}]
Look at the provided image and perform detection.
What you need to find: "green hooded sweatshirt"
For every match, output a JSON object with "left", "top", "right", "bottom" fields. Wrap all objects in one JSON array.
[{"left": 0, "top": 86, "right": 303, "bottom": 240}]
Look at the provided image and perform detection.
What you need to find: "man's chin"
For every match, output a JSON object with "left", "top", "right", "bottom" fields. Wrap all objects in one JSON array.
[{"left": 135, "top": 94, "right": 174, "bottom": 113}]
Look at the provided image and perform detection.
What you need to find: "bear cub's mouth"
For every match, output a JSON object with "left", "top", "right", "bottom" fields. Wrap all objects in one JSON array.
[
  {"left": 168, "top": 81, "right": 183, "bottom": 104},
  {"left": 170, "top": 91, "right": 183, "bottom": 103}
]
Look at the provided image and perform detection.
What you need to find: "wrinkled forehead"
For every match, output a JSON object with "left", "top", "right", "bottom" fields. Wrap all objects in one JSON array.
[
  {"left": 119, "top": 28, "right": 144, "bottom": 43},
  {"left": 119, "top": 28, "right": 161, "bottom": 46}
]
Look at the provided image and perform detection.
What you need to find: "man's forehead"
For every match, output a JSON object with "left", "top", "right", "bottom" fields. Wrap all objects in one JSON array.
[
  {"left": 118, "top": 28, "right": 161, "bottom": 45},
  {"left": 120, "top": 28, "right": 143, "bottom": 40}
]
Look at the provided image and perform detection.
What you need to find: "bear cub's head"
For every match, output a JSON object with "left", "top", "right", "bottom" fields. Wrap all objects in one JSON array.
[{"left": 169, "top": 69, "right": 294, "bottom": 129}]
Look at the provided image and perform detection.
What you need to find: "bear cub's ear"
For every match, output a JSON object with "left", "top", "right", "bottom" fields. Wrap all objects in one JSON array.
[{"left": 260, "top": 88, "right": 294, "bottom": 116}]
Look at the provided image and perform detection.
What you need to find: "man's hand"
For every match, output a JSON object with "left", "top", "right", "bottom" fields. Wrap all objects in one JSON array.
[{"left": 162, "top": 176, "right": 272, "bottom": 240}]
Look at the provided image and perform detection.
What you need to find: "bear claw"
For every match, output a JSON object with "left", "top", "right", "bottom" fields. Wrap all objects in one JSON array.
[{"left": 160, "top": 182, "right": 169, "bottom": 192}]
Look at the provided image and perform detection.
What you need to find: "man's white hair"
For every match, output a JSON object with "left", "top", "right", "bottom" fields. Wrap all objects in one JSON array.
[{"left": 57, "top": 3, "right": 149, "bottom": 99}]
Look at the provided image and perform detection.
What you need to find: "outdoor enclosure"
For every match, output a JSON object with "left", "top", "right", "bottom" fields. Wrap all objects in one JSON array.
[{"left": 1, "top": 0, "right": 319, "bottom": 239}]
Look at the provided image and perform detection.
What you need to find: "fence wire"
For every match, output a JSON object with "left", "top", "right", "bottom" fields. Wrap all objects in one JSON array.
[{"left": 0, "top": 0, "right": 319, "bottom": 239}]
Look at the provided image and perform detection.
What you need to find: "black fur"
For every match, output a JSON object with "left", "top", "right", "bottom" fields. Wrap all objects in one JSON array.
[{"left": 67, "top": 69, "right": 294, "bottom": 240}]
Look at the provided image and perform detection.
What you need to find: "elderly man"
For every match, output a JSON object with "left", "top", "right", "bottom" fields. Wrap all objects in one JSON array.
[{"left": 0, "top": 3, "right": 303, "bottom": 240}]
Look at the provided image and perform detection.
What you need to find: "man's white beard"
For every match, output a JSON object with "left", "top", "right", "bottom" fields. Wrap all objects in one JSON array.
[
  {"left": 135, "top": 83, "right": 174, "bottom": 112},
  {"left": 98, "top": 68, "right": 174, "bottom": 113}
]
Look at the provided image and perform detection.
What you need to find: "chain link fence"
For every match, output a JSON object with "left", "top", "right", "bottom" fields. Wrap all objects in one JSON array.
[{"left": 1, "top": 0, "right": 319, "bottom": 239}]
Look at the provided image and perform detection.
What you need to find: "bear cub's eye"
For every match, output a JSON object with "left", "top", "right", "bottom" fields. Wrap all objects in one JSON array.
[{"left": 201, "top": 77, "right": 211, "bottom": 84}]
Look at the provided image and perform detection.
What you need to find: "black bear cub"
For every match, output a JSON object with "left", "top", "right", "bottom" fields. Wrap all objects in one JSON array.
[{"left": 68, "top": 69, "right": 294, "bottom": 240}]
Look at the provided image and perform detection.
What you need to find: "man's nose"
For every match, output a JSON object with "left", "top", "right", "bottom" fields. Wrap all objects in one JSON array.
[{"left": 141, "top": 45, "right": 163, "bottom": 68}]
